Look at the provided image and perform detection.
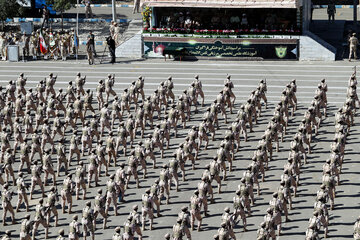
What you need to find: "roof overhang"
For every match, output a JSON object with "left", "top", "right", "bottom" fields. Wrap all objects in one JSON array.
[{"left": 143, "top": 0, "right": 301, "bottom": 9}]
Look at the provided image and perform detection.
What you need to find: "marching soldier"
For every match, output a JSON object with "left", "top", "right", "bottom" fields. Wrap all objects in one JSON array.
[
  {"left": 32, "top": 198, "right": 49, "bottom": 240},
  {"left": 217, "top": 222, "right": 230, "bottom": 240},
  {"left": 150, "top": 179, "right": 161, "bottom": 217},
  {"left": 221, "top": 207, "right": 237, "bottom": 239},
  {"left": 233, "top": 189, "right": 247, "bottom": 232},
  {"left": 257, "top": 222, "right": 269, "bottom": 240},
  {"left": 46, "top": 186, "right": 59, "bottom": 227},
  {"left": 141, "top": 188, "right": 154, "bottom": 231},
  {"left": 322, "top": 170, "right": 336, "bottom": 210},
  {"left": 42, "top": 148, "right": 56, "bottom": 186},
  {"left": 17, "top": 72, "right": 27, "bottom": 95},
  {"left": 96, "top": 80, "right": 105, "bottom": 110},
  {"left": 82, "top": 201, "right": 95, "bottom": 240},
  {"left": 106, "top": 174, "right": 119, "bottom": 216},
  {"left": 125, "top": 151, "right": 140, "bottom": 189},
  {"left": 87, "top": 150, "right": 99, "bottom": 188},
  {"left": 107, "top": 132, "right": 117, "bottom": 167},
  {"left": 1, "top": 230, "right": 11, "bottom": 240},
  {"left": 105, "top": 74, "right": 116, "bottom": 102},
  {"left": 115, "top": 163, "right": 126, "bottom": 202},
  {"left": 2, "top": 183, "right": 15, "bottom": 226},
  {"left": 238, "top": 179, "right": 252, "bottom": 215},
  {"left": 190, "top": 190, "right": 202, "bottom": 231},
  {"left": 3, "top": 149, "right": 16, "bottom": 186},
  {"left": 94, "top": 189, "right": 107, "bottom": 229},
  {"left": 209, "top": 157, "right": 222, "bottom": 193},
  {"left": 20, "top": 214, "right": 33, "bottom": 240},
  {"left": 69, "top": 215, "right": 81, "bottom": 240},
  {"left": 56, "top": 138, "right": 68, "bottom": 176},
  {"left": 75, "top": 162, "right": 87, "bottom": 200},
  {"left": 159, "top": 164, "right": 171, "bottom": 205},
  {"left": 136, "top": 76, "right": 145, "bottom": 102},
  {"left": 30, "top": 160, "right": 45, "bottom": 199},
  {"left": 45, "top": 73, "right": 57, "bottom": 99},
  {"left": 56, "top": 229, "right": 65, "bottom": 240},
  {"left": 354, "top": 216, "right": 360, "bottom": 240},
  {"left": 112, "top": 227, "right": 123, "bottom": 240},
  {"left": 75, "top": 72, "right": 86, "bottom": 96},
  {"left": 16, "top": 172, "right": 29, "bottom": 212},
  {"left": 68, "top": 133, "right": 81, "bottom": 166},
  {"left": 172, "top": 218, "right": 184, "bottom": 240},
  {"left": 198, "top": 176, "right": 214, "bottom": 217},
  {"left": 178, "top": 206, "right": 192, "bottom": 239},
  {"left": 169, "top": 157, "right": 180, "bottom": 192},
  {"left": 129, "top": 205, "right": 143, "bottom": 240},
  {"left": 61, "top": 174, "right": 74, "bottom": 214}
]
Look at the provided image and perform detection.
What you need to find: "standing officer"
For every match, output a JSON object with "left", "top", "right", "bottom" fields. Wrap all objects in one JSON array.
[
  {"left": 327, "top": 1, "right": 336, "bottom": 22},
  {"left": 349, "top": 33, "right": 358, "bottom": 61}
]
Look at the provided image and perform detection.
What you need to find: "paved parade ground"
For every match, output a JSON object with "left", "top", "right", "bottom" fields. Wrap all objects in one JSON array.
[{"left": 1, "top": 59, "right": 360, "bottom": 239}]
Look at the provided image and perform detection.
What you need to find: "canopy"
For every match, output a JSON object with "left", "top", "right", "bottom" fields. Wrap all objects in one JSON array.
[{"left": 142, "top": 0, "right": 301, "bottom": 9}]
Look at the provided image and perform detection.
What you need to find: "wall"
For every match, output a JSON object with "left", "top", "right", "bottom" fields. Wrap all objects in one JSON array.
[{"left": 299, "top": 31, "right": 336, "bottom": 60}]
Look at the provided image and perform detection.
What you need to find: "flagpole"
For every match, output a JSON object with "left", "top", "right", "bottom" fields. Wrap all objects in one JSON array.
[{"left": 76, "top": 0, "right": 79, "bottom": 62}]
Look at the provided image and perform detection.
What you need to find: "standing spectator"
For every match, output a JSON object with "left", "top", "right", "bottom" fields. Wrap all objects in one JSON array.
[
  {"left": 349, "top": 33, "right": 358, "bottom": 62},
  {"left": 327, "top": 1, "right": 336, "bottom": 22},
  {"left": 42, "top": 5, "right": 50, "bottom": 28},
  {"left": 86, "top": 38, "right": 94, "bottom": 65},
  {"left": 133, "top": 0, "right": 141, "bottom": 14},
  {"left": 106, "top": 36, "right": 116, "bottom": 64},
  {"left": 310, "top": 1, "right": 314, "bottom": 22},
  {"left": 109, "top": 21, "right": 115, "bottom": 38},
  {"left": 82, "top": 0, "right": 93, "bottom": 18},
  {"left": 87, "top": 30, "right": 96, "bottom": 57}
]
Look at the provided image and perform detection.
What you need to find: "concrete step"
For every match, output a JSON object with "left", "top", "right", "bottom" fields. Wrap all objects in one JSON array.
[{"left": 115, "top": 19, "right": 143, "bottom": 58}]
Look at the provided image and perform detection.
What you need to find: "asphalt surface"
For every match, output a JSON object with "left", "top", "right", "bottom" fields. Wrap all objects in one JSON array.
[{"left": 0, "top": 59, "right": 360, "bottom": 240}]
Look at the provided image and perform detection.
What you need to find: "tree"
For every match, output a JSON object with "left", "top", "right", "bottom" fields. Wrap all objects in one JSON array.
[
  {"left": 46, "top": 0, "right": 76, "bottom": 31},
  {"left": 0, "top": 0, "right": 24, "bottom": 30}
]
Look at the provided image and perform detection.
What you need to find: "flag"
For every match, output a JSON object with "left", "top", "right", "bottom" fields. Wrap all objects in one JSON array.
[
  {"left": 74, "top": 32, "right": 79, "bottom": 48},
  {"left": 39, "top": 31, "right": 47, "bottom": 54}
]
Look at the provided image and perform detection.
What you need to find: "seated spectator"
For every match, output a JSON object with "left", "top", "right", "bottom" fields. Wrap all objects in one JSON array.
[
  {"left": 230, "top": 14, "right": 240, "bottom": 29},
  {"left": 184, "top": 12, "right": 192, "bottom": 29},
  {"left": 240, "top": 13, "right": 248, "bottom": 28}
]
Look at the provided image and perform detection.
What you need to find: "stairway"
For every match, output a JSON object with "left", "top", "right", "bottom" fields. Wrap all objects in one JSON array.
[{"left": 115, "top": 19, "right": 143, "bottom": 58}]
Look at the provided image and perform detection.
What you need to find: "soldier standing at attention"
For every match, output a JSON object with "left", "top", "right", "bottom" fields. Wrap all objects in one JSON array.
[{"left": 349, "top": 33, "right": 358, "bottom": 62}]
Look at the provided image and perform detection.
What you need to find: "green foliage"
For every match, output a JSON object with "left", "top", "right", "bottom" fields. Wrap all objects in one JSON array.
[
  {"left": 0, "top": 0, "right": 24, "bottom": 21},
  {"left": 46, "top": 0, "right": 76, "bottom": 13}
]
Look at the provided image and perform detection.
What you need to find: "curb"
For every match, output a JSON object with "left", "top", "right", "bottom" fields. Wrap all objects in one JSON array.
[
  {"left": 7, "top": 18, "right": 130, "bottom": 23},
  {"left": 314, "top": 4, "right": 359, "bottom": 8},
  {"left": 75, "top": 4, "right": 134, "bottom": 7}
]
